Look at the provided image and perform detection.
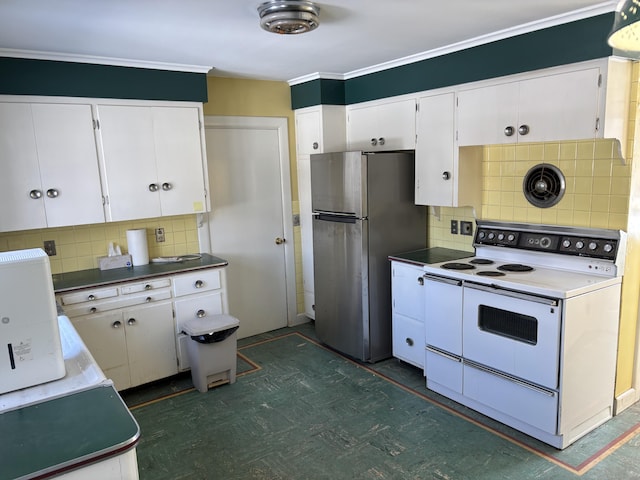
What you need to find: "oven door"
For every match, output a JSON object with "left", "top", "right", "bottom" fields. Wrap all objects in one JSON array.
[{"left": 462, "top": 283, "right": 562, "bottom": 389}]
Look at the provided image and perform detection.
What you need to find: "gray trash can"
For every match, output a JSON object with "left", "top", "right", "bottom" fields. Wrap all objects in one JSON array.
[{"left": 182, "top": 314, "right": 240, "bottom": 393}]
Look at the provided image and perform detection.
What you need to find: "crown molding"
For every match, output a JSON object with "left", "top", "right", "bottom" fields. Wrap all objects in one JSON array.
[
  {"left": 288, "top": 2, "right": 617, "bottom": 84},
  {"left": 0, "top": 48, "right": 212, "bottom": 74}
]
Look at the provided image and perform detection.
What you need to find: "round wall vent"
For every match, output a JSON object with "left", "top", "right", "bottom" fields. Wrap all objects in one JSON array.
[
  {"left": 258, "top": 1, "right": 320, "bottom": 35},
  {"left": 522, "top": 163, "right": 566, "bottom": 208}
]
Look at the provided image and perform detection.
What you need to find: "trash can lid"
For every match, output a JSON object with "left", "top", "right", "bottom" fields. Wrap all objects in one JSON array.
[{"left": 182, "top": 314, "right": 240, "bottom": 336}]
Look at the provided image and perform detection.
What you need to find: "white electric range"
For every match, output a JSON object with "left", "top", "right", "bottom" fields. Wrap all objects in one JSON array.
[{"left": 421, "top": 220, "right": 626, "bottom": 449}]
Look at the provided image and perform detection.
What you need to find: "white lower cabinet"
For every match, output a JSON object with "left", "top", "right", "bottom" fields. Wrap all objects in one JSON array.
[
  {"left": 391, "top": 261, "right": 425, "bottom": 368},
  {"left": 58, "top": 266, "right": 227, "bottom": 391}
]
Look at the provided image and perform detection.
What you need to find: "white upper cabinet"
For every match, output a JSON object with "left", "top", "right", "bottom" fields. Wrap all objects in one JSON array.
[
  {"left": 457, "top": 64, "right": 611, "bottom": 146},
  {"left": 347, "top": 97, "right": 416, "bottom": 151},
  {"left": 295, "top": 105, "right": 346, "bottom": 155},
  {"left": 0, "top": 102, "right": 104, "bottom": 232},
  {"left": 97, "top": 104, "right": 207, "bottom": 222},
  {"left": 415, "top": 92, "right": 482, "bottom": 208}
]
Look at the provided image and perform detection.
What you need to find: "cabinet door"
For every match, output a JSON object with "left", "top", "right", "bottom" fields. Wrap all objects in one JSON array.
[
  {"left": 0, "top": 103, "right": 47, "bottom": 231},
  {"left": 123, "top": 301, "right": 177, "bottom": 388},
  {"left": 415, "top": 93, "right": 456, "bottom": 206},
  {"left": 296, "top": 109, "right": 322, "bottom": 155},
  {"left": 347, "top": 104, "right": 380, "bottom": 150},
  {"left": 31, "top": 103, "right": 105, "bottom": 227},
  {"left": 375, "top": 99, "right": 416, "bottom": 150},
  {"left": 457, "top": 82, "right": 519, "bottom": 146},
  {"left": 518, "top": 68, "right": 600, "bottom": 143},
  {"left": 392, "top": 315, "right": 424, "bottom": 368},
  {"left": 153, "top": 106, "right": 207, "bottom": 216},
  {"left": 97, "top": 105, "right": 161, "bottom": 221},
  {"left": 391, "top": 262, "right": 424, "bottom": 320},
  {"left": 71, "top": 310, "right": 131, "bottom": 390}
]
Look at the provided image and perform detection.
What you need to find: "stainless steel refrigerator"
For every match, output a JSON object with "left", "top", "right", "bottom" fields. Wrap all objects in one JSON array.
[{"left": 311, "top": 151, "right": 426, "bottom": 362}]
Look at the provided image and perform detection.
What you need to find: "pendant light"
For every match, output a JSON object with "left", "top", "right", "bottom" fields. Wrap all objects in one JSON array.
[
  {"left": 257, "top": 0, "right": 320, "bottom": 35},
  {"left": 608, "top": 0, "right": 640, "bottom": 53}
]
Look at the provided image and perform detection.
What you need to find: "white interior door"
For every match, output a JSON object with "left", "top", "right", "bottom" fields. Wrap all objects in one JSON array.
[{"left": 202, "top": 116, "right": 294, "bottom": 339}]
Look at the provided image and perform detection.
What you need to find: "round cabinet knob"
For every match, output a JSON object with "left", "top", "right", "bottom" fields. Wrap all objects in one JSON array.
[
  {"left": 29, "top": 189, "right": 42, "bottom": 199},
  {"left": 378, "top": 137, "right": 385, "bottom": 146},
  {"left": 197, "top": 309, "right": 206, "bottom": 318},
  {"left": 88, "top": 294, "right": 96, "bottom": 301},
  {"left": 312, "top": 142, "right": 319, "bottom": 150},
  {"left": 148, "top": 183, "right": 159, "bottom": 192},
  {"left": 442, "top": 171, "right": 451, "bottom": 180},
  {"left": 112, "top": 321, "right": 122, "bottom": 329},
  {"left": 46, "top": 189, "right": 59, "bottom": 198},
  {"left": 194, "top": 280, "right": 204, "bottom": 288},
  {"left": 604, "top": 243, "right": 614, "bottom": 253},
  {"left": 144, "top": 284, "right": 152, "bottom": 290},
  {"left": 504, "top": 126, "right": 515, "bottom": 137},
  {"left": 405, "top": 338, "right": 414, "bottom": 347},
  {"left": 275, "top": 237, "right": 285, "bottom": 245},
  {"left": 127, "top": 318, "right": 136, "bottom": 326},
  {"left": 162, "top": 182, "right": 172, "bottom": 191},
  {"left": 89, "top": 307, "right": 97, "bottom": 314},
  {"left": 145, "top": 296, "right": 152, "bottom": 303},
  {"left": 518, "top": 124, "right": 530, "bottom": 136},
  {"left": 417, "top": 277, "right": 424, "bottom": 286},
  {"left": 588, "top": 241, "right": 598, "bottom": 251},
  {"left": 370, "top": 138, "right": 378, "bottom": 146}
]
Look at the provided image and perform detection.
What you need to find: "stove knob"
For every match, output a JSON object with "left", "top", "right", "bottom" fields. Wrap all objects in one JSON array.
[
  {"left": 488, "top": 232, "right": 495, "bottom": 240},
  {"left": 576, "top": 241, "right": 585, "bottom": 249},
  {"left": 540, "top": 237, "right": 551, "bottom": 248},
  {"left": 507, "top": 234, "right": 515, "bottom": 242},
  {"left": 604, "top": 243, "right": 614, "bottom": 253},
  {"left": 588, "top": 241, "right": 598, "bottom": 251},
  {"left": 478, "top": 231, "right": 486, "bottom": 240},
  {"left": 562, "top": 239, "right": 571, "bottom": 248},
  {"left": 497, "top": 233, "right": 505, "bottom": 241}
]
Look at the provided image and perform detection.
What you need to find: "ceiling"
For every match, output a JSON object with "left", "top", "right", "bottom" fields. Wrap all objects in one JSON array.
[{"left": 0, "top": 1, "right": 619, "bottom": 83}]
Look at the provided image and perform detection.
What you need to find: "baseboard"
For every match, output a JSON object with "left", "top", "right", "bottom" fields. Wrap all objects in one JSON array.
[
  {"left": 614, "top": 388, "right": 638, "bottom": 415},
  {"left": 290, "top": 313, "right": 313, "bottom": 327}
]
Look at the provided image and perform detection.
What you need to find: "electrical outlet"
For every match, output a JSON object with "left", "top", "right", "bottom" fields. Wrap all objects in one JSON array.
[
  {"left": 155, "top": 227, "right": 165, "bottom": 243},
  {"left": 460, "top": 221, "right": 473, "bottom": 236},
  {"left": 450, "top": 220, "right": 458, "bottom": 234},
  {"left": 43, "top": 240, "right": 56, "bottom": 256}
]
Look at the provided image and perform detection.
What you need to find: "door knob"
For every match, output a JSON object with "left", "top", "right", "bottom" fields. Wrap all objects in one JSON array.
[{"left": 275, "top": 237, "right": 285, "bottom": 245}]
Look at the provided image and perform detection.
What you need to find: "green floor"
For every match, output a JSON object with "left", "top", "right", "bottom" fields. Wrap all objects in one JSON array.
[{"left": 122, "top": 323, "right": 640, "bottom": 479}]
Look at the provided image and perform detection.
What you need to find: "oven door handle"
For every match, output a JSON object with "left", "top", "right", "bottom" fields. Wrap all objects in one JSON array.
[
  {"left": 426, "top": 345, "right": 462, "bottom": 363},
  {"left": 423, "top": 274, "right": 462, "bottom": 287},
  {"left": 464, "top": 281, "right": 558, "bottom": 306},
  {"left": 465, "top": 360, "right": 557, "bottom": 397}
]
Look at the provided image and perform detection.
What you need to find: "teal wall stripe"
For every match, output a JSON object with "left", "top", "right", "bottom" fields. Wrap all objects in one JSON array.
[
  {"left": 291, "top": 13, "right": 614, "bottom": 109},
  {"left": 0, "top": 58, "right": 208, "bottom": 102}
]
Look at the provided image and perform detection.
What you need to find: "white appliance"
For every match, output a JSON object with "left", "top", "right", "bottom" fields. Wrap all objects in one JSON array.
[
  {"left": 0, "top": 248, "right": 65, "bottom": 394},
  {"left": 422, "top": 221, "right": 626, "bottom": 449}
]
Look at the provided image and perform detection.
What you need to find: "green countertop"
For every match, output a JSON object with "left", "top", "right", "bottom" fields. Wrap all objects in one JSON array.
[
  {"left": 0, "top": 384, "right": 139, "bottom": 480},
  {"left": 53, "top": 253, "right": 228, "bottom": 293},
  {"left": 388, "top": 247, "right": 473, "bottom": 266}
]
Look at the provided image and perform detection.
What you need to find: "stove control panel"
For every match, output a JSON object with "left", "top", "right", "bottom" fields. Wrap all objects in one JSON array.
[{"left": 475, "top": 227, "right": 618, "bottom": 260}]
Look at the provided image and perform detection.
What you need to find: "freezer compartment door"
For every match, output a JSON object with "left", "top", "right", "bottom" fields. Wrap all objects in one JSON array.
[
  {"left": 311, "top": 151, "right": 365, "bottom": 217},
  {"left": 312, "top": 214, "right": 368, "bottom": 360}
]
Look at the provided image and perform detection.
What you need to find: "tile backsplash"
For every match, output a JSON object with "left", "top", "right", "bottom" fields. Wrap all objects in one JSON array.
[{"left": 0, "top": 215, "right": 200, "bottom": 274}]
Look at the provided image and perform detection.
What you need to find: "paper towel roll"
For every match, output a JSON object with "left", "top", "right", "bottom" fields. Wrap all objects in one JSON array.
[{"left": 126, "top": 229, "right": 149, "bottom": 266}]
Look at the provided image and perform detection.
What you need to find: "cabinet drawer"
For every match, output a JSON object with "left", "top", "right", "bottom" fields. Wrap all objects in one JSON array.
[
  {"left": 63, "top": 288, "right": 171, "bottom": 317},
  {"left": 174, "top": 291, "right": 224, "bottom": 333},
  {"left": 58, "top": 286, "right": 118, "bottom": 305},
  {"left": 173, "top": 269, "right": 221, "bottom": 297},
  {"left": 120, "top": 278, "right": 171, "bottom": 295},
  {"left": 425, "top": 347, "right": 463, "bottom": 395},
  {"left": 392, "top": 314, "right": 424, "bottom": 368}
]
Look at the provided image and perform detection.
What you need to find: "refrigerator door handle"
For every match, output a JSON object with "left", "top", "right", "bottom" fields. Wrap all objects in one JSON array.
[{"left": 313, "top": 210, "right": 356, "bottom": 217}]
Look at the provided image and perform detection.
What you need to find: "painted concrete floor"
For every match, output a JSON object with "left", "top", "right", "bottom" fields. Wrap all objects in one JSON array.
[{"left": 123, "top": 322, "right": 640, "bottom": 479}]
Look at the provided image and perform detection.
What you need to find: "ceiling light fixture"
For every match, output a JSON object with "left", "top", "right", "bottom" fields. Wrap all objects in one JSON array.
[
  {"left": 257, "top": 0, "right": 320, "bottom": 35},
  {"left": 608, "top": 0, "right": 640, "bottom": 54}
]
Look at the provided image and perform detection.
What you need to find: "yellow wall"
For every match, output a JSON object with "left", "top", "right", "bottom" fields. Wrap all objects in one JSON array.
[
  {"left": 0, "top": 215, "right": 200, "bottom": 274},
  {"left": 203, "top": 76, "right": 305, "bottom": 313}
]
